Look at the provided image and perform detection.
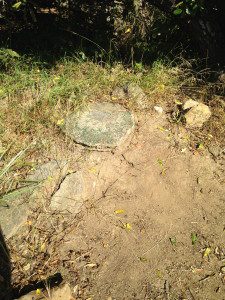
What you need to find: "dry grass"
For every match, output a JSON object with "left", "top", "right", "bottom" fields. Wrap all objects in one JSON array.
[
  {"left": 0, "top": 56, "right": 182, "bottom": 150},
  {"left": 0, "top": 53, "right": 224, "bottom": 299},
  {"left": 0, "top": 53, "right": 224, "bottom": 201}
]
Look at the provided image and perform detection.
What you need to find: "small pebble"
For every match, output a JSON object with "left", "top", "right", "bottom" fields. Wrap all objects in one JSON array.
[
  {"left": 154, "top": 106, "right": 163, "bottom": 114},
  {"left": 23, "top": 263, "right": 31, "bottom": 271},
  {"left": 85, "top": 263, "right": 98, "bottom": 268}
]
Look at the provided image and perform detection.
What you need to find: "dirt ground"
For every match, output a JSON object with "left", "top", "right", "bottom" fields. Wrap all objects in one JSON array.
[{"left": 9, "top": 110, "right": 225, "bottom": 300}]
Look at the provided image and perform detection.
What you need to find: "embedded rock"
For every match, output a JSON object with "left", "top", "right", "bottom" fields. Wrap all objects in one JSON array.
[
  {"left": 0, "top": 160, "right": 68, "bottom": 239},
  {"left": 183, "top": 99, "right": 199, "bottom": 110},
  {"left": 28, "top": 160, "right": 68, "bottom": 182},
  {"left": 64, "top": 102, "right": 135, "bottom": 149},
  {"left": 0, "top": 197, "right": 29, "bottom": 239},
  {"left": 126, "top": 84, "right": 148, "bottom": 109},
  {"left": 184, "top": 103, "right": 211, "bottom": 128},
  {"left": 154, "top": 106, "right": 163, "bottom": 114},
  {"left": 50, "top": 171, "right": 84, "bottom": 214},
  {"left": 111, "top": 86, "right": 126, "bottom": 100}
]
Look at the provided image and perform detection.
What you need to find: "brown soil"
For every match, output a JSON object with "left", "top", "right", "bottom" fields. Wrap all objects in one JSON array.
[{"left": 9, "top": 111, "right": 225, "bottom": 300}]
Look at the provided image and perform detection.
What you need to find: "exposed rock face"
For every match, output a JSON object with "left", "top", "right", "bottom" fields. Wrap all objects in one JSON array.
[
  {"left": 183, "top": 99, "right": 199, "bottom": 110},
  {"left": 64, "top": 102, "right": 135, "bottom": 149},
  {"left": 184, "top": 102, "right": 211, "bottom": 128},
  {"left": 28, "top": 160, "right": 68, "bottom": 182},
  {"left": 0, "top": 160, "right": 68, "bottom": 239},
  {"left": 126, "top": 84, "right": 148, "bottom": 109},
  {"left": 111, "top": 84, "right": 148, "bottom": 109},
  {"left": 50, "top": 171, "right": 85, "bottom": 214},
  {"left": 0, "top": 197, "right": 30, "bottom": 240},
  {"left": 50, "top": 170, "right": 97, "bottom": 214}
]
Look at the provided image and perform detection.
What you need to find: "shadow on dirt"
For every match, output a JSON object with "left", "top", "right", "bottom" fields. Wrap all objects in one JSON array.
[
  {"left": 0, "top": 227, "right": 63, "bottom": 300},
  {"left": 0, "top": 228, "right": 12, "bottom": 300}
]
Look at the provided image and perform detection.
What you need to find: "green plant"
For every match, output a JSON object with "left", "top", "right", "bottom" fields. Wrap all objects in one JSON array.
[
  {"left": 12, "top": 0, "right": 27, "bottom": 10},
  {"left": 0, "top": 48, "right": 20, "bottom": 69},
  {"left": 191, "top": 232, "right": 198, "bottom": 245},
  {"left": 0, "top": 143, "right": 38, "bottom": 207},
  {"left": 173, "top": 0, "right": 204, "bottom": 16}
]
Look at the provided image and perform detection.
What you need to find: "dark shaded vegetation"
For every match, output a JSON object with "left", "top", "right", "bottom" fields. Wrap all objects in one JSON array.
[
  {"left": 0, "top": 1, "right": 224, "bottom": 68},
  {"left": 14, "top": 273, "right": 63, "bottom": 298}
]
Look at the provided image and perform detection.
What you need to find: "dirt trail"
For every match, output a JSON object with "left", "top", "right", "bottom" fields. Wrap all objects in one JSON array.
[
  {"left": 11, "top": 111, "right": 225, "bottom": 300},
  {"left": 57, "top": 112, "right": 224, "bottom": 299}
]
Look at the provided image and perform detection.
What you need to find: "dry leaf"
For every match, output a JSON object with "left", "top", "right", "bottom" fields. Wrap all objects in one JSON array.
[
  {"left": 89, "top": 167, "right": 98, "bottom": 174},
  {"left": 36, "top": 289, "right": 41, "bottom": 295},
  {"left": 124, "top": 223, "right": 132, "bottom": 230},
  {"left": 125, "top": 28, "right": 131, "bottom": 33},
  {"left": 175, "top": 100, "right": 182, "bottom": 105},
  {"left": 40, "top": 243, "right": 46, "bottom": 252},
  {"left": 203, "top": 247, "right": 211, "bottom": 257},
  {"left": 115, "top": 209, "right": 125, "bottom": 214},
  {"left": 56, "top": 119, "right": 65, "bottom": 126}
]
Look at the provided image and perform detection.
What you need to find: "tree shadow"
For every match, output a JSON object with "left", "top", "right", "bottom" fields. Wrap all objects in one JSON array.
[
  {"left": 0, "top": 226, "right": 63, "bottom": 299},
  {"left": 0, "top": 2, "right": 176, "bottom": 67},
  {"left": 1, "top": 1, "right": 225, "bottom": 68},
  {"left": 0, "top": 228, "right": 12, "bottom": 300},
  {"left": 0, "top": 6, "right": 115, "bottom": 66}
]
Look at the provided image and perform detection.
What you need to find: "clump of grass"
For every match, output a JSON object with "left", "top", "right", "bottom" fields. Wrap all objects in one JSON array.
[
  {"left": 0, "top": 53, "right": 185, "bottom": 200},
  {"left": 2, "top": 51, "right": 224, "bottom": 163},
  {"left": 2, "top": 53, "right": 223, "bottom": 198},
  {"left": 6, "top": 52, "right": 216, "bottom": 192},
  {"left": 0, "top": 143, "right": 38, "bottom": 206},
  {"left": 0, "top": 54, "right": 183, "bottom": 147}
]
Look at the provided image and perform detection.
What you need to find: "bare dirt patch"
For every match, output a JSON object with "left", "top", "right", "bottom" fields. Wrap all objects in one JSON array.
[{"left": 8, "top": 110, "right": 225, "bottom": 300}]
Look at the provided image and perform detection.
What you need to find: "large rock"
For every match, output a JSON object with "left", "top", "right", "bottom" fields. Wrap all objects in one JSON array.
[
  {"left": 50, "top": 171, "right": 96, "bottom": 214},
  {"left": 184, "top": 102, "right": 211, "bottom": 128},
  {"left": 111, "top": 84, "right": 148, "bottom": 109},
  {"left": 64, "top": 102, "right": 135, "bottom": 149},
  {"left": 28, "top": 160, "right": 68, "bottom": 182},
  {"left": 0, "top": 161, "right": 68, "bottom": 239},
  {"left": 183, "top": 99, "right": 198, "bottom": 110},
  {"left": 126, "top": 83, "right": 148, "bottom": 109}
]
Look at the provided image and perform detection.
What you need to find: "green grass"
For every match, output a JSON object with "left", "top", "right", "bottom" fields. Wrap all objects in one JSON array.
[
  {"left": 0, "top": 143, "right": 38, "bottom": 206},
  {"left": 0, "top": 54, "right": 183, "bottom": 139},
  {"left": 0, "top": 52, "right": 184, "bottom": 200},
  {"left": 0, "top": 54, "right": 182, "bottom": 101}
]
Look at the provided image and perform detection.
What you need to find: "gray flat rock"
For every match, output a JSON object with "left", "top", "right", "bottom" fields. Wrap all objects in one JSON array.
[
  {"left": 0, "top": 160, "right": 68, "bottom": 239},
  {"left": 28, "top": 160, "right": 68, "bottom": 182},
  {"left": 50, "top": 171, "right": 85, "bottom": 214},
  {"left": 185, "top": 102, "right": 211, "bottom": 128},
  {"left": 0, "top": 197, "right": 30, "bottom": 239},
  {"left": 63, "top": 102, "right": 135, "bottom": 149}
]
